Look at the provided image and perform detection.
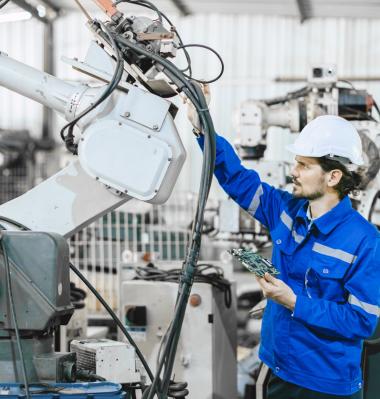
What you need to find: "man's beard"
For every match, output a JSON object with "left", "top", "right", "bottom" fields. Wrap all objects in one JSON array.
[{"left": 292, "top": 179, "right": 325, "bottom": 200}]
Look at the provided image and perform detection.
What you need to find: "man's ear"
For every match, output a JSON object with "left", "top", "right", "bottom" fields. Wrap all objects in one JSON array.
[{"left": 327, "top": 169, "right": 343, "bottom": 188}]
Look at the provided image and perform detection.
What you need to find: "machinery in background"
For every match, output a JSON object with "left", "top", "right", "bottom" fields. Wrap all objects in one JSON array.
[
  {"left": 118, "top": 261, "right": 237, "bottom": 399},
  {"left": 217, "top": 64, "right": 380, "bottom": 244},
  {"left": 71, "top": 339, "right": 140, "bottom": 383},
  {"left": 0, "top": 230, "right": 142, "bottom": 386},
  {"left": 0, "top": 129, "right": 55, "bottom": 205}
]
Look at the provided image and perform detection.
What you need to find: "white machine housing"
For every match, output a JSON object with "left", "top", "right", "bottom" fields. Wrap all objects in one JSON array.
[
  {"left": 119, "top": 273, "right": 237, "bottom": 399},
  {"left": 0, "top": 42, "right": 186, "bottom": 237},
  {"left": 70, "top": 338, "right": 141, "bottom": 383}
]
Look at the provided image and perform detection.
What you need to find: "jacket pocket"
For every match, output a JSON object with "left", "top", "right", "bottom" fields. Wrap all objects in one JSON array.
[
  {"left": 288, "top": 317, "right": 346, "bottom": 379},
  {"left": 270, "top": 223, "right": 295, "bottom": 256},
  {"left": 304, "top": 255, "right": 349, "bottom": 302}
]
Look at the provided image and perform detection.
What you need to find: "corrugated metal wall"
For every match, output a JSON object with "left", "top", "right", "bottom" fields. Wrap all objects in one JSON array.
[
  {"left": 0, "top": 19, "right": 44, "bottom": 137},
  {"left": 3, "top": 13, "right": 380, "bottom": 197}
]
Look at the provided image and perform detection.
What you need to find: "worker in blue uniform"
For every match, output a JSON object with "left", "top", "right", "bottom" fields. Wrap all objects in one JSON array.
[{"left": 188, "top": 96, "right": 380, "bottom": 398}]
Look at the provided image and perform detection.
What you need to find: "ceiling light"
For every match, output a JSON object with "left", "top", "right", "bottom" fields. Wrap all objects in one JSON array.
[
  {"left": 0, "top": 11, "right": 32, "bottom": 23},
  {"left": 37, "top": 5, "right": 46, "bottom": 17}
]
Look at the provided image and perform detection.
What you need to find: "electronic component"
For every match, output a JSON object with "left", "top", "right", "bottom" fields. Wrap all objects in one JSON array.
[{"left": 228, "top": 248, "right": 280, "bottom": 277}]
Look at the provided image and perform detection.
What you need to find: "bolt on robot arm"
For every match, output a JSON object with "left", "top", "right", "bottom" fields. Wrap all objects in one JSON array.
[{"left": 0, "top": 3, "right": 191, "bottom": 238}]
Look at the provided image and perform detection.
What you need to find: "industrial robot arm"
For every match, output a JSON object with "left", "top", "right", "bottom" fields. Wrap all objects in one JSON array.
[
  {"left": 0, "top": 47, "right": 185, "bottom": 237},
  {"left": 0, "top": 2, "right": 220, "bottom": 396},
  {"left": 0, "top": 0, "right": 204, "bottom": 238}
]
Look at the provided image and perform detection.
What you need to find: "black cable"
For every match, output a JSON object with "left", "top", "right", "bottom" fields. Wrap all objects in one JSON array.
[
  {"left": 339, "top": 106, "right": 377, "bottom": 122},
  {"left": 60, "top": 20, "right": 124, "bottom": 154},
  {"left": 135, "top": 263, "right": 232, "bottom": 308},
  {"left": 76, "top": 369, "right": 107, "bottom": 381},
  {"left": 0, "top": 217, "right": 29, "bottom": 231},
  {"left": 337, "top": 80, "right": 357, "bottom": 90},
  {"left": 70, "top": 282, "right": 87, "bottom": 309},
  {"left": 264, "top": 86, "right": 311, "bottom": 106},
  {"left": 150, "top": 7, "right": 192, "bottom": 75},
  {"left": 178, "top": 44, "right": 224, "bottom": 84},
  {"left": 373, "top": 100, "right": 380, "bottom": 120},
  {"left": 0, "top": 237, "right": 30, "bottom": 399},
  {"left": 141, "top": 80, "right": 216, "bottom": 398},
  {"left": 112, "top": 43, "right": 218, "bottom": 394},
  {"left": 114, "top": 0, "right": 192, "bottom": 75},
  {"left": 114, "top": 0, "right": 163, "bottom": 22},
  {"left": 160, "top": 82, "right": 216, "bottom": 396}
]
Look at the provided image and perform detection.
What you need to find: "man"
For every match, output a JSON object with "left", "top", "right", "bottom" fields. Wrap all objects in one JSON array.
[{"left": 190, "top": 110, "right": 380, "bottom": 398}]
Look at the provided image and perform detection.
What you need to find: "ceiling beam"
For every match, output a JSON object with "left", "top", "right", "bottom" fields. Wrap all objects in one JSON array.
[
  {"left": 38, "top": 0, "right": 61, "bottom": 14},
  {"left": 169, "top": 0, "right": 191, "bottom": 16},
  {"left": 11, "top": 0, "right": 60, "bottom": 24},
  {"left": 295, "top": 0, "right": 313, "bottom": 22}
]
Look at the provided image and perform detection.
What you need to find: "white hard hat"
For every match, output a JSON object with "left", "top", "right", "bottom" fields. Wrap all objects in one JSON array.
[{"left": 286, "top": 115, "right": 364, "bottom": 166}]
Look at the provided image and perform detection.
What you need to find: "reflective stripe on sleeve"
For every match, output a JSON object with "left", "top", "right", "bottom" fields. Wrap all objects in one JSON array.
[
  {"left": 292, "top": 230, "right": 304, "bottom": 244},
  {"left": 280, "top": 210, "right": 293, "bottom": 230},
  {"left": 248, "top": 184, "right": 263, "bottom": 216},
  {"left": 348, "top": 294, "right": 380, "bottom": 317},
  {"left": 312, "top": 242, "right": 357, "bottom": 264}
]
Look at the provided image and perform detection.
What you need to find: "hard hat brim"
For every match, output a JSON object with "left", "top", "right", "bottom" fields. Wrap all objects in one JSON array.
[{"left": 286, "top": 143, "right": 364, "bottom": 166}]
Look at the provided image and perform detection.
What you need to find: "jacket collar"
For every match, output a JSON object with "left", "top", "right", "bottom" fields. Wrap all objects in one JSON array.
[{"left": 295, "top": 196, "right": 353, "bottom": 235}]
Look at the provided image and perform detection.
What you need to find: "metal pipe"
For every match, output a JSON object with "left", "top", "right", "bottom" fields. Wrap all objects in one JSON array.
[
  {"left": 42, "top": 22, "right": 55, "bottom": 140},
  {"left": 275, "top": 76, "right": 380, "bottom": 83}
]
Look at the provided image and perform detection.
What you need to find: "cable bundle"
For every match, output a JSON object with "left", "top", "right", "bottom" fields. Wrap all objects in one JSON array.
[
  {"left": 70, "top": 282, "right": 87, "bottom": 309},
  {"left": 135, "top": 263, "right": 232, "bottom": 308}
]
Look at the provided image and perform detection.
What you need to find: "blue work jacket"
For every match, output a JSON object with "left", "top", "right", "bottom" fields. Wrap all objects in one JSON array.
[{"left": 199, "top": 134, "right": 380, "bottom": 395}]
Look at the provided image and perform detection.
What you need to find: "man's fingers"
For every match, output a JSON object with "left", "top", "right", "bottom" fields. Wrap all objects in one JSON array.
[
  {"left": 264, "top": 272, "right": 279, "bottom": 285},
  {"left": 257, "top": 277, "right": 273, "bottom": 291}
]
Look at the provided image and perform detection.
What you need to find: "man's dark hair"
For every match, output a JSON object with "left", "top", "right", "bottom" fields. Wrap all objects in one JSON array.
[{"left": 317, "top": 157, "right": 363, "bottom": 199}]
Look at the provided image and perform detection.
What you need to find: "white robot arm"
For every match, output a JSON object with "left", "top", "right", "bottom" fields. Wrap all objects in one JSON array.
[{"left": 0, "top": 9, "right": 188, "bottom": 238}]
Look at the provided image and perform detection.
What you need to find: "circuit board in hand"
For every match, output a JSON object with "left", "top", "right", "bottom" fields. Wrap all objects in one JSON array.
[{"left": 228, "top": 248, "right": 280, "bottom": 278}]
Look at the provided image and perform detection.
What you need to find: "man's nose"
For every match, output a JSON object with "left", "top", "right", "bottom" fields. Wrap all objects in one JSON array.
[{"left": 290, "top": 165, "right": 299, "bottom": 178}]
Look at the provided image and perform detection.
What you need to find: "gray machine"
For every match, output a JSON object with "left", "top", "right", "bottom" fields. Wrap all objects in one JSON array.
[{"left": 0, "top": 231, "right": 75, "bottom": 382}]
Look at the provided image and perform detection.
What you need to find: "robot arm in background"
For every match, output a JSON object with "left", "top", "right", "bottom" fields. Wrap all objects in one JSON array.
[
  {"left": 230, "top": 65, "right": 380, "bottom": 228},
  {"left": 0, "top": 5, "right": 187, "bottom": 238},
  {"left": 235, "top": 65, "right": 380, "bottom": 189},
  {"left": 236, "top": 66, "right": 379, "bottom": 162}
]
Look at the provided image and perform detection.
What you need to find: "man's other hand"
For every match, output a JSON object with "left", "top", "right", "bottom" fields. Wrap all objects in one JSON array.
[
  {"left": 185, "top": 83, "right": 211, "bottom": 134},
  {"left": 256, "top": 273, "right": 296, "bottom": 311}
]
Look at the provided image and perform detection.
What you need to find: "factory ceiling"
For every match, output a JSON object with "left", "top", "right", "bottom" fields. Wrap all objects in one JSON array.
[
  {"left": 45, "top": 0, "right": 380, "bottom": 19},
  {"left": 4, "top": 0, "right": 380, "bottom": 21}
]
